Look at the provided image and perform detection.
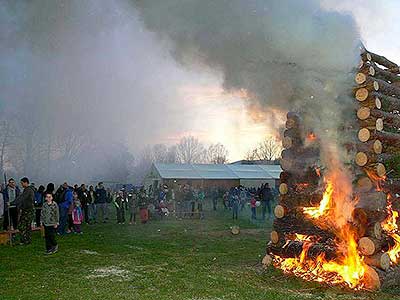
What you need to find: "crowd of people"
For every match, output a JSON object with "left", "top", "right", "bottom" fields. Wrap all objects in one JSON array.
[{"left": 0, "top": 176, "right": 277, "bottom": 255}]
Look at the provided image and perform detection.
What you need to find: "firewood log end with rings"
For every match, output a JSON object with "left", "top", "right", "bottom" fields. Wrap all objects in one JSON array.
[
  {"left": 374, "top": 140, "right": 383, "bottom": 154},
  {"left": 358, "top": 237, "right": 379, "bottom": 256},
  {"left": 271, "top": 231, "right": 279, "bottom": 244},
  {"left": 356, "top": 88, "right": 369, "bottom": 102},
  {"left": 376, "top": 163, "right": 386, "bottom": 177},
  {"left": 355, "top": 152, "right": 368, "bottom": 167},
  {"left": 358, "top": 128, "right": 370, "bottom": 142},
  {"left": 274, "top": 205, "right": 285, "bottom": 219},
  {"left": 376, "top": 118, "right": 383, "bottom": 131},
  {"left": 357, "top": 107, "right": 370, "bottom": 120},
  {"left": 355, "top": 73, "right": 367, "bottom": 85},
  {"left": 279, "top": 183, "right": 288, "bottom": 195}
]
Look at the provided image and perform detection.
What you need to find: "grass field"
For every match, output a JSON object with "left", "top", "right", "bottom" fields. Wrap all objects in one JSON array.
[{"left": 1, "top": 207, "right": 400, "bottom": 300}]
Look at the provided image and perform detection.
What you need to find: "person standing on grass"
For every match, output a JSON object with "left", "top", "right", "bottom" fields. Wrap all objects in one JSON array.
[
  {"left": 16, "top": 177, "right": 35, "bottom": 245},
  {"left": 138, "top": 188, "right": 149, "bottom": 224},
  {"left": 72, "top": 193, "right": 83, "bottom": 234},
  {"left": 88, "top": 185, "right": 96, "bottom": 223},
  {"left": 40, "top": 192, "right": 59, "bottom": 254},
  {"left": 232, "top": 193, "right": 240, "bottom": 220},
  {"left": 114, "top": 191, "right": 126, "bottom": 224},
  {"left": 57, "top": 182, "right": 73, "bottom": 235},
  {"left": 95, "top": 182, "right": 107, "bottom": 223},
  {"left": 34, "top": 185, "right": 45, "bottom": 228},
  {"left": 3, "top": 178, "right": 21, "bottom": 231},
  {"left": 260, "top": 183, "right": 273, "bottom": 220},
  {"left": 250, "top": 195, "right": 257, "bottom": 220},
  {"left": 77, "top": 184, "right": 89, "bottom": 224},
  {"left": 128, "top": 190, "right": 137, "bottom": 225}
]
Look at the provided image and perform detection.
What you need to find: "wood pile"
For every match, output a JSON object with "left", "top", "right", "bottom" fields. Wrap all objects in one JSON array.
[{"left": 264, "top": 49, "right": 400, "bottom": 290}]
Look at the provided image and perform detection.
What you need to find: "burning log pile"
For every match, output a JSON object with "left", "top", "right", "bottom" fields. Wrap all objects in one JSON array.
[{"left": 264, "top": 49, "right": 400, "bottom": 290}]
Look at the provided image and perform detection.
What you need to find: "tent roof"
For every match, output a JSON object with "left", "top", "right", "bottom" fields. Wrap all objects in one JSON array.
[{"left": 153, "top": 163, "right": 281, "bottom": 180}]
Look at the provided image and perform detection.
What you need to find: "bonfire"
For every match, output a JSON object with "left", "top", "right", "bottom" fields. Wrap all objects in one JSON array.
[{"left": 265, "top": 49, "right": 400, "bottom": 290}]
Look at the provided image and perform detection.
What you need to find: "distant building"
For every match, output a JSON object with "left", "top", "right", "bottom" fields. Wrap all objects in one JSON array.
[{"left": 144, "top": 163, "right": 281, "bottom": 190}]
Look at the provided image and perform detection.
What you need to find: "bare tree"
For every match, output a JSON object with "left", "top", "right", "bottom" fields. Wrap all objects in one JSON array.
[
  {"left": 176, "top": 136, "right": 206, "bottom": 164},
  {"left": 207, "top": 143, "right": 229, "bottom": 164},
  {"left": 246, "top": 138, "right": 281, "bottom": 161}
]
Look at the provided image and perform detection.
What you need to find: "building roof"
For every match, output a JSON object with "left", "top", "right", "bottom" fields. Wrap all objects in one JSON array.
[{"left": 152, "top": 163, "right": 281, "bottom": 180}]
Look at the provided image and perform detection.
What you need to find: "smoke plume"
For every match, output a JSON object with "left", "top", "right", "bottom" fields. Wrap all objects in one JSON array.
[{"left": 133, "top": 0, "right": 362, "bottom": 164}]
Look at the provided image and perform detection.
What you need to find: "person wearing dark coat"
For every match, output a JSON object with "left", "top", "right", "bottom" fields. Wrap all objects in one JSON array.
[{"left": 16, "top": 177, "right": 35, "bottom": 245}]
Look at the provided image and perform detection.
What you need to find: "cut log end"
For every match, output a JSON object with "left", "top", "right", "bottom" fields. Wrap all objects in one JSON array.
[
  {"left": 355, "top": 72, "right": 367, "bottom": 84},
  {"left": 376, "top": 118, "right": 384, "bottom": 131},
  {"left": 356, "top": 88, "right": 369, "bottom": 102},
  {"left": 274, "top": 205, "right": 286, "bottom": 219},
  {"left": 271, "top": 231, "right": 279, "bottom": 244},
  {"left": 375, "top": 97, "right": 382, "bottom": 109},
  {"left": 373, "top": 140, "right": 382, "bottom": 154},
  {"left": 376, "top": 163, "right": 386, "bottom": 177},
  {"left": 355, "top": 152, "right": 368, "bottom": 167},
  {"left": 279, "top": 183, "right": 288, "bottom": 195},
  {"left": 364, "top": 252, "right": 391, "bottom": 271},
  {"left": 357, "top": 107, "right": 370, "bottom": 120},
  {"left": 363, "top": 265, "right": 381, "bottom": 291},
  {"left": 358, "top": 237, "right": 379, "bottom": 256},
  {"left": 358, "top": 128, "right": 371, "bottom": 142}
]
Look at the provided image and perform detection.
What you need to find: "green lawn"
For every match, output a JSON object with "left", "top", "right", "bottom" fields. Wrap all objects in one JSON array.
[{"left": 1, "top": 207, "right": 400, "bottom": 300}]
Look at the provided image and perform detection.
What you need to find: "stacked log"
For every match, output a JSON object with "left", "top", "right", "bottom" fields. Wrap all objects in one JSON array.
[
  {"left": 268, "top": 112, "right": 323, "bottom": 258},
  {"left": 265, "top": 49, "right": 400, "bottom": 290},
  {"left": 353, "top": 50, "right": 400, "bottom": 286}
]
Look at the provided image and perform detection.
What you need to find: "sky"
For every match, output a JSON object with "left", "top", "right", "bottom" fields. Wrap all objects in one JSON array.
[
  {"left": 151, "top": 0, "right": 400, "bottom": 161},
  {"left": 1, "top": 0, "right": 399, "bottom": 163}
]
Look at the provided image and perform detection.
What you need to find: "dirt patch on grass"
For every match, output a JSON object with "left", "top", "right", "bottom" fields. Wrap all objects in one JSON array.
[{"left": 86, "top": 266, "right": 130, "bottom": 280}]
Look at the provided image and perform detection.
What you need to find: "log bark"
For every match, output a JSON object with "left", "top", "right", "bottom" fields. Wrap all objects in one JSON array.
[
  {"left": 273, "top": 216, "right": 335, "bottom": 241},
  {"left": 358, "top": 61, "right": 400, "bottom": 83},
  {"left": 363, "top": 265, "right": 400, "bottom": 290},
  {"left": 357, "top": 107, "right": 400, "bottom": 129},
  {"left": 358, "top": 128, "right": 400, "bottom": 146},
  {"left": 268, "top": 240, "right": 337, "bottom": 261},
  {"left": 362, "top": 51, "right": 399, "bottom": 71},
  {"left": 355, "top": 151, "right": 392, "bottom": 167},
  {"left": 374, "top": 78, "right": 400, "bottom": 98},
  {"left": 355, "top": 89, "right": 400, "bottom": 111},
  {"left": 364, "top": 253, "right": 391, "bottom": 271},
  {"left": 345, "top": 140, "right": 383, "bottom": 155},
  {"left": 356, "top": 176, "right": 373, "bottom": 192}
]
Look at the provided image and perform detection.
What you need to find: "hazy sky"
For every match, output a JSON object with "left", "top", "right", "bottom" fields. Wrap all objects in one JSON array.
[
  {"left": 1, "top": 1, "right": 399, "bottom": 163},
  {"left": 153, "top": 0, "right": 400, "bottom": 160}
]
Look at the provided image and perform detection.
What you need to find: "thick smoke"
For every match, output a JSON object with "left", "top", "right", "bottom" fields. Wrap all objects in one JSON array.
[
  {"left": 133, "top": 0, "right": 361, "bottom": 163},
  {"left": 0, "top": 0, "right": 214, "bottom": 183}
]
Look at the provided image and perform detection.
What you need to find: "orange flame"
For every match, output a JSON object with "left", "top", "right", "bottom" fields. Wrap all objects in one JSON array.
[
  {"left": 381, "top": 199, "right": 400, "bottom": 263},
  {"left": 273, "top": 167, "right": 368, "bottom": 289}
]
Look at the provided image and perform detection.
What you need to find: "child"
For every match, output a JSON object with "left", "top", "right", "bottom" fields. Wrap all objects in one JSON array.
[
  {"left": 40, "top": 192, "right": 59, "bottom": 255},
  {"left": 250, "top": 195, "right": 257, "bottom": 220},
  {"left": 72, "top": 194, "right": 84, "bottom": 234}
]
